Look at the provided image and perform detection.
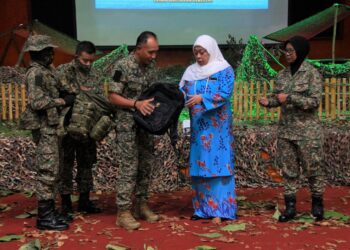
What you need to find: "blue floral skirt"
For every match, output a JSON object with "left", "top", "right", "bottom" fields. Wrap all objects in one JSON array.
[{"left": 191, "top": 176, "right": 237, "bottom": 219}]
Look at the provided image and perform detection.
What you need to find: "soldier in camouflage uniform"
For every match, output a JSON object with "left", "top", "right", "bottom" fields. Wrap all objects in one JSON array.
[
  {"left": 108, "top": 31, "right": 160, "bottom": 230},
  {"left": 24, "top": 35, "right": 74, "bottom": 230},
  {"left": 56, "top": 41, "right": 102, "bottom": 215},
  {"left": 259, "top": 36, "right": 325, "bottom": 222}
]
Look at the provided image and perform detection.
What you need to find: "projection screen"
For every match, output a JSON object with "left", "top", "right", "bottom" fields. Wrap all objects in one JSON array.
[{"left": 76, "top": 0, "right": 288, "bottom": 46}]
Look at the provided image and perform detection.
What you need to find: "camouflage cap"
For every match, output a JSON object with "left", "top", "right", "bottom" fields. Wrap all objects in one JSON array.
[{"left": 24, "top": 34, "right": 58, "bottom": 52}]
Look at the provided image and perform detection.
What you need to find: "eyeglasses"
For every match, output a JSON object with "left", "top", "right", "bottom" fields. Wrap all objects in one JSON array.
[{"left": 281, "top": 48, "right": 296, "bottom": 55}]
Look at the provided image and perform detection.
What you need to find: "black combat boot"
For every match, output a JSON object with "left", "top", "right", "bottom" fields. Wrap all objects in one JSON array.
[
  {"left": 311, "top": 195, "right": 324, "bottom": 221},
  {"left": 279, "top": 195, "right": 296, "bottom": 222},
  {"left": 78, "top": 192, "right": 102, "bottom": 214},
  {"left": 37, "top": 200, "right": 69, "bottom": 231},
  {"left": 61, "top": 194, "right": 73, "bottom": 214}
]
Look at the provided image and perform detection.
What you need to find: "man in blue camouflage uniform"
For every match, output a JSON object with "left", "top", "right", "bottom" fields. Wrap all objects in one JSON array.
[
  {"left": 108, "top": 31, "right": 160, "bottom": 230},
  {"left": 260, "top": 36, "right": 325, "bottom": 222}
]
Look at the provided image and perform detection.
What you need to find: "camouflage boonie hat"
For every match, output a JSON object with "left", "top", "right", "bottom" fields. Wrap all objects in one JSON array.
[{"left": 24, "top": 34, "right": 58, "bottom": 52}]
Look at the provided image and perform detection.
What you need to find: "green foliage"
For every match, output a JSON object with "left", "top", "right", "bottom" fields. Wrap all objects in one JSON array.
[
  {"left": 236, "top": 35, "right": 277, "bottom": 82},
  {"left": 0, "top": 122, "right": 31, "bottom": 137},
  {"left": 308, "top": 59, "right": 350, "bottom": 78}
]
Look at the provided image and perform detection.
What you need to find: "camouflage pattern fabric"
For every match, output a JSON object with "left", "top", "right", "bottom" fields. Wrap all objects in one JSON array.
[
  {"left": 26, "top": 61, "right": 63, "bottom": 200},
  {"left": 24, "top": 34, "right": 57, "bottom": 52},
  {"left": 55, "top": 59, "right": 102, "bottom": 195},
  {"left": 266, "top": 61, "right": 325, "bottom": 196},
  {"left": 276, "top": 138, "right": 325, "bottom": 196},
  {"left": 58, "top": 135, "right": 96, "bottom": 194},
  {"left": 266, "top": 61, "right": 323, "bottom": 140},
  {"left": 109, "top": 52, "right": 158, "bottom": 210}
]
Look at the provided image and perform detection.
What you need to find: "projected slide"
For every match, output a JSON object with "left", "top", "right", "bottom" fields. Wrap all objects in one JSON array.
[{"left": 95, "top": 0, "right": 269, "bottom": 10}]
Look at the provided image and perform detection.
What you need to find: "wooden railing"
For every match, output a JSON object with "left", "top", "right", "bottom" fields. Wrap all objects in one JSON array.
[
  {"left": 233, "top": 78, "right": 350, "bottom": 121},
  {"left": 1, "top": 78, "right": 350, "bottom": 121}
]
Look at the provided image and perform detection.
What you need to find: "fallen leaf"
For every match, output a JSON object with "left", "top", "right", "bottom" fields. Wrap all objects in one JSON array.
[
  {"left": 0, "top": 234, "right": 24, "bottom": 242},
  {"left": 272, "top": 204, "right": 281, "bottom": 221},
  {"left": 18, "top": 239, "right": 41, "bottom": 250},
  {"left": 23, "top": 190, "right": 34, "bottom": 198},
  {"left": 220, "top": 223, "right": 246, "bottom": 232},
  {"left": 324, "top": 210, "right": 350, "bottom": 223},
  {"left": 193, "top": 232, "right": 223, "bottom": 238},
  {"left": 194, "top": 245, "right": 216, "bottom": 250}
]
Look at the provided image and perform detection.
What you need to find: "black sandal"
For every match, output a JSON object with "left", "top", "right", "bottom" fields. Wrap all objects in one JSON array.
[{"left": 190, "top": 215, "right": 202, "bottom": 221}]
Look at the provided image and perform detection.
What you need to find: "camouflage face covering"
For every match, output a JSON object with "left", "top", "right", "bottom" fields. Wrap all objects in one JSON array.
[{"left": 24, "top": 34, "right": 57, "bottom": 52}]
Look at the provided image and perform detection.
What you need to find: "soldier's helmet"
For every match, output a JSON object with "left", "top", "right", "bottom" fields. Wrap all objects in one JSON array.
[{"left": 24, "top": 34, "right": 58, "bottom": 52}]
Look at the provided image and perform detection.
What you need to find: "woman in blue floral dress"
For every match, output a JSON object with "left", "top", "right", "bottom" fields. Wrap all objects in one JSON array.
[{"left": 180, "top": 35, "right": 236, "bottom": 221}]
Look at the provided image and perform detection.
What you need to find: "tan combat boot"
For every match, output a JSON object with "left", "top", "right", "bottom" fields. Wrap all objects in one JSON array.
[
  {"left": 116, "top": 210, "right": 141, "bottom": 230},
  {"left": 134, "top": 202, "right": 160, "bottom": 223}
]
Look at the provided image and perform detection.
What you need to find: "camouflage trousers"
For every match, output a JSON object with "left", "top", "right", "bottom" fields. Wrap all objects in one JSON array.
[
  {"left": 58, "top": 135, "right": 97, "bottom": 194},
  {"left": 276, "top": 137, "right": 325, "bottom": 196},
  {"left": 115, "top": 127, "right": 154, "bottom": 211},
  {"left": 32, "top": 126, "right": 60, "bottom": 201}
]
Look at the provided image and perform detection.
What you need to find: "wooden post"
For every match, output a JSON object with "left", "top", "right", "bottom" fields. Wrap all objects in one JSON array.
[
  {"left": 1, "top": 84, "right": 7, "bottom": 120},
  {"left": 238, "top": 82, "right": 243, "bottom": 121},
  {"left": 319, "top": 84, "right": 323, "bottom": 119},
  {"left": 233, "top": 81, "right": 238, "bottom": 120},
  {"left": 325, "top": 78, "right": 330, "bottom": 119},
  {"left": 263, "top": 81, "right": 267, "bottom": 121},
  {"left": 243, "top": 82, "right": 249, "bottom": 120},
  {"left": 342, "top": 78, "right": 346, "bottom": 114},
  {"left": 337, "top": 78, "right": 341, "bottom": 118},
  {"left": 330, "top": 78, "right": 337, "bottom": 120},
  {"left": 256, "top": 81, "right": 260, "bottom": 120},
  {"left": 270, "top": 80, "right": 275, "bottom": 121},
  {"left": 249, "top": 81, "right": 254, "bottom": 120},
  {"left": 8, "top": 83, "right": 13, "bottom": 121},
  {"left": 14, "top": 84, "right": 19, "bottom": 119},
  {"left": 21, "top": 84, "right": 26, "bottom": 112}
]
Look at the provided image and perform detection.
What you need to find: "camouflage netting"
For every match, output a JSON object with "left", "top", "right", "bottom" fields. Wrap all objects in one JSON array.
[
  {"left": 0, "top": 66, "right": 26, "bottom": 84},
  {"left": 0, "top": 122, "right": 349, "bottom": 193}
]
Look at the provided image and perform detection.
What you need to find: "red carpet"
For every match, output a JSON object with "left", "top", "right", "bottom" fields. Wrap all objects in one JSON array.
[{"left": 0, "top": 186, "right": 349, "bottom": 250}]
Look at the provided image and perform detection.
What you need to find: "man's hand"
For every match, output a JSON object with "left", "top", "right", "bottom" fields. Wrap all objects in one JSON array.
[
  {"left": 277, "top": 93, "right": 289, "bottom": 104},
  {"left": 259, "top": 97, "right": 269, "bottom": 107},
  {"left": 185, "top": 95, "right": 203, "bottom": 108},
  {"left": 135, "top": 98, "right": 155, "bottom": 116}
]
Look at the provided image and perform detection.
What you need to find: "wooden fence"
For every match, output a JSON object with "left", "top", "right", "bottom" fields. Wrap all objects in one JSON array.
[{"left": 1, "top": 78, "right": 350, "bottom": 121}]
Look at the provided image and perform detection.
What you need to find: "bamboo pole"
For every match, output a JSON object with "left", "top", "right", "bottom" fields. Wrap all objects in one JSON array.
[
  {"left": 103, "top": 80, "right": 109, "bottom": 97},
  {"left": 337, "top": 78, "right": 341, "bottom": 118},
  {"left": 263, "top": 81, "right": 267, "bottom": 121},
  {"left": 8, "top": 83, "right": 13, "bottom": 121},
  {"left": 325, "top": 78, "right": 330, "bottom": 119},
  {"left": 331, "top": 4, "right": 339, "bottom": 64},
  {"left": 233, "top": 81, "right": 238, "bottom": 120},
  {"left": 270, "top": 80, "right": 275, "bottom": 120},
  {"left": 256, "top": 81, "right": 260, "bottom": 120},
  {"left": 319, "top": 85, "right": 323, "bottom": 119},
  {"left": 14, "top": 84, "right": 19, "bottom": 119},
  {"left": 21, "top": 84, "right": 26, "bottom": 112},
  {"left": 1, "top": 84, "right": 7, "bottom": 120},
  {"left": 249, "top": 81, "right": 254, "bottom": 120},
  {"left": 238, "top": 81, "right": 243, "bottom": 120},
  {"left": 342, "top": 78, "right": 346, "bottom": 114},
  {"left": 330, "top": 78, "right": 337, "bottom": 120},
  {"left": 243, "top": 82, "right": 249, "bottom": 120}
]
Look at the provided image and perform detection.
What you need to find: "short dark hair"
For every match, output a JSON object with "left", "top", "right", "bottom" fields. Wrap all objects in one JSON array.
[
  {"left": 136, "top": 31, "right": 157, "bottom": 47},
  {"left": 75, "top": 41, "right": 96, "bottom": 55}
]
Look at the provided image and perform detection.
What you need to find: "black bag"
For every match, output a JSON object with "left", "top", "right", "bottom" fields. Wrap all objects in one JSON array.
[{"left": 133, "top": 83, "right": 184, "bottom": 137}]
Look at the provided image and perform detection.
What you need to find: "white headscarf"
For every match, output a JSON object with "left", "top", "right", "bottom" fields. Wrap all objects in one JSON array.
[{"left": 179, "top": 34, "right": 230, "bottom": 88}]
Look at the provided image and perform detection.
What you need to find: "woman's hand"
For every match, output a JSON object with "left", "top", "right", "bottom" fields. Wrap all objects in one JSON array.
[{"left": 185, "top": 95, "right": 203, "bottom": 108}]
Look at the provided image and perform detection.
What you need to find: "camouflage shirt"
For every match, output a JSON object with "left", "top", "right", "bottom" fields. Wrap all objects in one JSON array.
[
  {"left": 109, "top": 52, "right": 158, "bottom": 131},
  {"left": 56, "top": 59, "right": 103, "bottom": 95},
  {"left": 26, "top": 61, "right": 63, "bottom": 126},
  {"left": 267, "top": 61, "right": 323, "bottom": 140}
]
